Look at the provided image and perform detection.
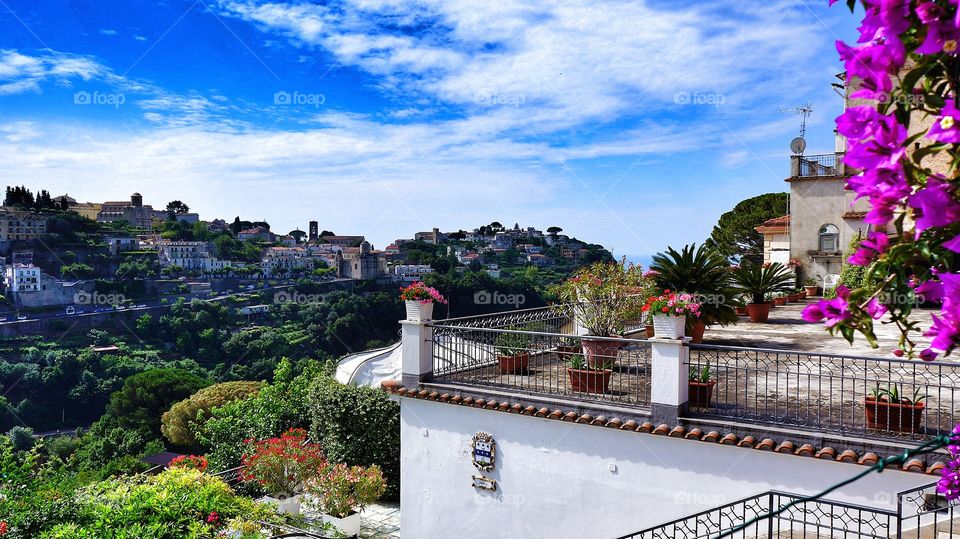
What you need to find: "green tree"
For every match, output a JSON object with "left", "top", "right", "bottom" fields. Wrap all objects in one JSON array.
[
  {"left": 104, "top": 368, "right": 210, "bottom": 437},
  {"left": 706, "top": 192, "right": 789, "bottom": 264},
  {"left": 165, "top": 200, "right": 190, "bottom": 214},
  {"left": 161, "top": 381, "right": 264, "bottom": 446}
]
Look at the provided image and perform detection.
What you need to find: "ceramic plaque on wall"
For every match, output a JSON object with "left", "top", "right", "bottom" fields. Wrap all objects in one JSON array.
[{"left": 471, "top": 432, "right": 496, "bottom": 471}]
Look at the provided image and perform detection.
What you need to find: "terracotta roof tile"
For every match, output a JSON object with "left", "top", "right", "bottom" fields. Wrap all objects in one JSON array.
[{"left": 382, "top": 382, "right": 946, "bottom": 477}]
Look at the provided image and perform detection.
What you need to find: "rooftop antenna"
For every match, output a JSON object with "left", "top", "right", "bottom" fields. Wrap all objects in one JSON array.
[{"left": 780, "top": 102, "right": 813, "bottom": 155}]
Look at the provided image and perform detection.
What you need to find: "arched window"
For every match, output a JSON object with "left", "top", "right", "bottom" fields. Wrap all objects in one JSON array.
[{"left": 819, "top": 224, "right": 839, "bottom": 252}]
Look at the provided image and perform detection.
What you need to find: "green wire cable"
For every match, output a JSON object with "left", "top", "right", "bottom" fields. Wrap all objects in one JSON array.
[{"left": 712, "top": 434, "right": 954, "bottom": 539}]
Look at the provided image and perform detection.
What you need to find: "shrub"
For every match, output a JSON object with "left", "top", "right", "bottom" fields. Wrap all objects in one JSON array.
[
  {"left": 106, "top": 368, "right": 210, "bottom": 437},
  {"left": 161, "top": 381, "right": 264, "bottom": 447},
  {"left": 7, "top": 426, "right": 35, "bottom": 451},
  {"left": 198, "top": 360, "right": 318, "bottom": 472},
  {"left": 308, "top": 376, "right": 400, "bottom": 498},
  {"left": 306, "top": 463, "right": 386, "bottom": 518},
  {"left": 38, "top": 468, "right": 290, "bottom": 538},
  {"left": 239, "top": 428, "right": 327, "bottom": 497}
]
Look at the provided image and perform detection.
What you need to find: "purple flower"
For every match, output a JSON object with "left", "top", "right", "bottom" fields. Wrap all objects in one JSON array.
[
  {"left": 927, "top": 99, "right": 960, "bottom": 143},
  {"left": 944, "top": 234, "right": 960, "bottom": 254},
  {"left": 916, "top": 3, "right": 960, "bottom": 54},
  {"left": 802, "top": 303, "right": 825, "bottom": 323},
  {"left": 938, "top": 459, "right": 960, "bottom": 501},
  {"left": 803, "top": 296, "right": 851, "bottom": 328},
  {"left": 837, "top": 38, "right": 905, "bottom": 99},
  {"left": 865, "top": 298, "right": 888, "bottom": 319},
  {"left": 909, "top": 177, "right": 960, "bottom": 232},
  {"left": 848, "top": 231, "right": 890, "bottom": 266},
  {"left": 836, "top": 106, "right": 884, "bottom": 141}
]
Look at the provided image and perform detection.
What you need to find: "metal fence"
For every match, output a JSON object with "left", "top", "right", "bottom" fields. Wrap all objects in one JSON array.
[
  {"left": 688, "top": 344, "right": 960, "bottom": 440},
  {"left": 429, "top": 308, "right": 652, "bottom": 407},
  {"left": 619, "top": 482, "right": 956, "bottom": 539},
  {"left": 791, "top": 152, "right": 844, "bottom": 177}
]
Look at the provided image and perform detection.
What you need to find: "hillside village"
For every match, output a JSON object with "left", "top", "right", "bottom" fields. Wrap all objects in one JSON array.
[{"left": 0, "top": 190, "right": 610, "bottom": 312}]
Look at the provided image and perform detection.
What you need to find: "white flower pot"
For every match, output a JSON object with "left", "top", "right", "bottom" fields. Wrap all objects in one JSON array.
[
  {"left": 261, "top": 494, "right": 302, "bottom": 515},
  {"left": 405, "top": 300, "right": 434, "bottom": 321},
  {"left": 322, "top": 511, "right": 362, "bottom": 537},
  {"left": 652, "top": 314, "right": 685, "bottom": 340}
]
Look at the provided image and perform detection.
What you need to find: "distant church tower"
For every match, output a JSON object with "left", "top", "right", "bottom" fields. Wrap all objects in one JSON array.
[
  {"left": 309, "top": 221, "right": 319, "bottom": 241},
  {"left": 131, "top": 192, "right": 143, "bottom": 208}
]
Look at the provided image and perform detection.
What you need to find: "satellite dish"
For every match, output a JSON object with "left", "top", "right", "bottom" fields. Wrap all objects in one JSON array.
[{"left": 790, "top": 136, "right": 806, "bottom": 155}]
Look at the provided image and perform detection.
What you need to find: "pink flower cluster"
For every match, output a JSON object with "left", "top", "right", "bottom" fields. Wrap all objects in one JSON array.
[
  {"left": 642, "top": 291, "right": 702, "bottom": 318},
  {"left": 399, "top": 281, "right": 448, "bottom": 304}
]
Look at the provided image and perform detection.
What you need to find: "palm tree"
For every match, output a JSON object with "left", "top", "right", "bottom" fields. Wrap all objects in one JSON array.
[
  {"left": 731, "top": 262, "right": 796, "bottom": 323},
  {"left": 649, "top": 243, "right": 737, "bottom": 326}
]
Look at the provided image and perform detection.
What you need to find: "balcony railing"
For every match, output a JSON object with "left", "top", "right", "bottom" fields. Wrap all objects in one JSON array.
[
  {"left": 429, "top": 307, "right": 652, "bottom": 408},
  {"left": 791, "top": 152, "right": 845, "bottom": 178},
  {"left": 688, "top": 344, "right": 960, "bottom": 440},
  {"left": 618, "top": 481, "right": 955, "bottom": 539}
]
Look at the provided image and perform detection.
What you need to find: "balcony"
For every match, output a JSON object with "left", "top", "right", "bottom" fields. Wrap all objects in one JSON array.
[
  {"left": 790, "top": 152, "right": 846, "bottom": 178},
  {"left": 423, "top": 306, "right": 960, "bottom": 443}
]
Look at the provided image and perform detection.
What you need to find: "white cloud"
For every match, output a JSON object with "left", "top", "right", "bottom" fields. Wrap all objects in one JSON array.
[
  {"left": 0, "top": 50, "right": 103, "bottom": 94},
  {"left": 99, "top": 29, "right": 118, "bottom": 36}
]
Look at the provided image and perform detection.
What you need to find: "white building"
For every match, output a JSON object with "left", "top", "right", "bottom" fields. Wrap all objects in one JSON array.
[
  {"left": 391, "top": 264, "right": 434, "bottom": 283},
  {"left": 5, "top": 264, "right": 40, "bottom": 292},
  {"left": 385, "top": 309, "right": 946, "bottom": 538}
]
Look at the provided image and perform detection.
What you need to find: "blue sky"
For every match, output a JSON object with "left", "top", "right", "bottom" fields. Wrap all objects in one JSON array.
[{"left": 0, "top": 0, "right": 858, "bottom": 260}]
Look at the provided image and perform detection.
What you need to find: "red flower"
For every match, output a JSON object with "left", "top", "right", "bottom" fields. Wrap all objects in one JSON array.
[
  {"left": 0, "top": 521, "right": 8, "bottom": 535},
  {"left": 207, "top": 511, "right": 221, "bottom": 526},
  {"left": 661, "top": 307, "right": 669, "bottom": 312}
]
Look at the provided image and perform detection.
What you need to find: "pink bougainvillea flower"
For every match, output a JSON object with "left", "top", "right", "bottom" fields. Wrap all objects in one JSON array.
[
  {"left": 916, "top": 3, "right": 960, "bottom": 54},
  {"left": 865, "top": 297, "right": 888, "bottom": 319},
  {"left": 927, "top": 99, "right": 960, "bottom": 143},
  {"left": 848, "top": 231, "right": 890, "bottom": 266},
  {"left": 944, "top": 234, "right": 960, "bottom": 254},
  {"left": 837, "top": 38, "right": 905, "bottom": 98},
  {"left": 909, "top": 177, "right": 960, "bottom": 232}
]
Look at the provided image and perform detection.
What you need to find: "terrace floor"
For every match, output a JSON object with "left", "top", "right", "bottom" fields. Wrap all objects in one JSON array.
[
  {"left": 703, "top": 298, "right": 938, "bottom": 359},
  {"left": 360, "top": 502, "right": 400, "bottom": 538}
]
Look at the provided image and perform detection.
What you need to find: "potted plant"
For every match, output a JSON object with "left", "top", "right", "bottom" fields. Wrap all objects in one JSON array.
[
  {"left": 865, "top": 384, "right": 926, "bottom": 433},
  {"left": 688, "top": 365, "right": 716, "bottom": 407},
  {"left": 307, "top": 463, "right": 387, "bottom": 537},
  {"left": 803, "top": 278, "right": 820, "bottom": 297},
  {"left": 649, "top": 244, "right": 738, "bottom": 328},
  {"left": 641, "top": 291, "right": 702, "bottom": 340},
  {"left": 732, "top": 296, "right": 748, "bottom": 316},
  {"left": 772, "top": 292, "right": 787, "bottom": 306},
  {"left": 553, "top": 260, "right": 642, "bottom": 367},
  {"left": 732, "top": 262, "right": 796, "bottom": 323},
  {"left": 566, "top": 354, "right": 613, "bottom": 394},
  {"left": 240, "top": 428, "right": 327, "bottom": 515},
  {"left": 556, "top": 337, "right": 582, "bottom": 355},
  {"left": 399, "top": 281, "right": 447, "bottom": 321},
  {"left": 494, "top": 330, "right": 531, "bottom": 374}
]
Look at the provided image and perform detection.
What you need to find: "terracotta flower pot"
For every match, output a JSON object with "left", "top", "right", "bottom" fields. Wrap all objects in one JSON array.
[
  {"left": 689, "top": 319, "right": 706, "bottom": 344},
  {"left": 689, "top": 380, "right": 717, "bottom": 407},
  {"left": 498, "top": 353, "right": 529, "bottom": 374},
  {"left": 582, "top": 338, "right": 623, "bottom": 368},
  {"left": 567, "top": 367, "right": 612, "bottom": 393},
  {"left": 645, "top": 324, "right": 655, "bottom": 338},
  {"left": 735, "top": 306, "right": 748, "bottom": 316},
  {"left": 557, "top": 344, "right": 582, "bottom": 355},
  {"left": 773, "top": 296, "right": 786, "bottom": 306},
  {"left": 804, "top": 286, "right": 819, "bottom": 297},
  {"left": 864, "top": 397, "right": 925, "bottom": 433},
  {"left": 746, "top": 303, "right": 772, "bottom": 323}
]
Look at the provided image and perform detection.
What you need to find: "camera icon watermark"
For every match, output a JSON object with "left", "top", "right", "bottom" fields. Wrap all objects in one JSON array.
[
  {"left": 474, "top": 290, "right": 526, "bottom": 308},
  {"left": 74, "top": 291, "right": 126, "bottom": 306},
  {"left": 475, "top": 93, "right": 525, "bottom": 108},
  {"left": 274, "top": 290, "right": 323, "bottom": 305},
  {"left": 73, "top": 91, "right": 126, "bottom": 108},
  {"left": 673, "top": 91, "right": 725, "bottom": 107},
  {"left": 273, "top": 90, "right": 326, "bottom": 108}
]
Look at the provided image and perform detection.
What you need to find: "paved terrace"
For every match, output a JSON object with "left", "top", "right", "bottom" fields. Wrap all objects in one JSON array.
[{"left": 704, "top": 298, "right": 937, "bottom": 359}]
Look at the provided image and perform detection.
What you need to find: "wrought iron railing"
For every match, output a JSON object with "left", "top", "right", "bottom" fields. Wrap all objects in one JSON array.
[
  {"left": 429, "top": 312, "right": 652, "bottom": 407},
  {"left": 687, "top": 344, "right": 960, "bottom": 440},
  {"left": 791, "top": 152, "right": 845, "bottom": 177},
  {"left": 619, "top": 482, "right": 957, "bottom": 538}
]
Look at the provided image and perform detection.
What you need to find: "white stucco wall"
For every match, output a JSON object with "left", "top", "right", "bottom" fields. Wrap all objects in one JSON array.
[{"left": 400, "top": 398, "right": 932, "bottom": 539}]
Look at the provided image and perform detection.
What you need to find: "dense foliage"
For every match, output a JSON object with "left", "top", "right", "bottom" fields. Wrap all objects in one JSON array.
[{"left": 161, "top": 381, "right": 264, "bottom": 447}]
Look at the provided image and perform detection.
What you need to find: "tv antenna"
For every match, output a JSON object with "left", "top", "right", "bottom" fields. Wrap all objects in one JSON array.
[
  {"left": 780, "top": 103, "right": 813, "bottom": 138},
  {"left": 780, "top": 103, "right": 813, "bottom": 155}
]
